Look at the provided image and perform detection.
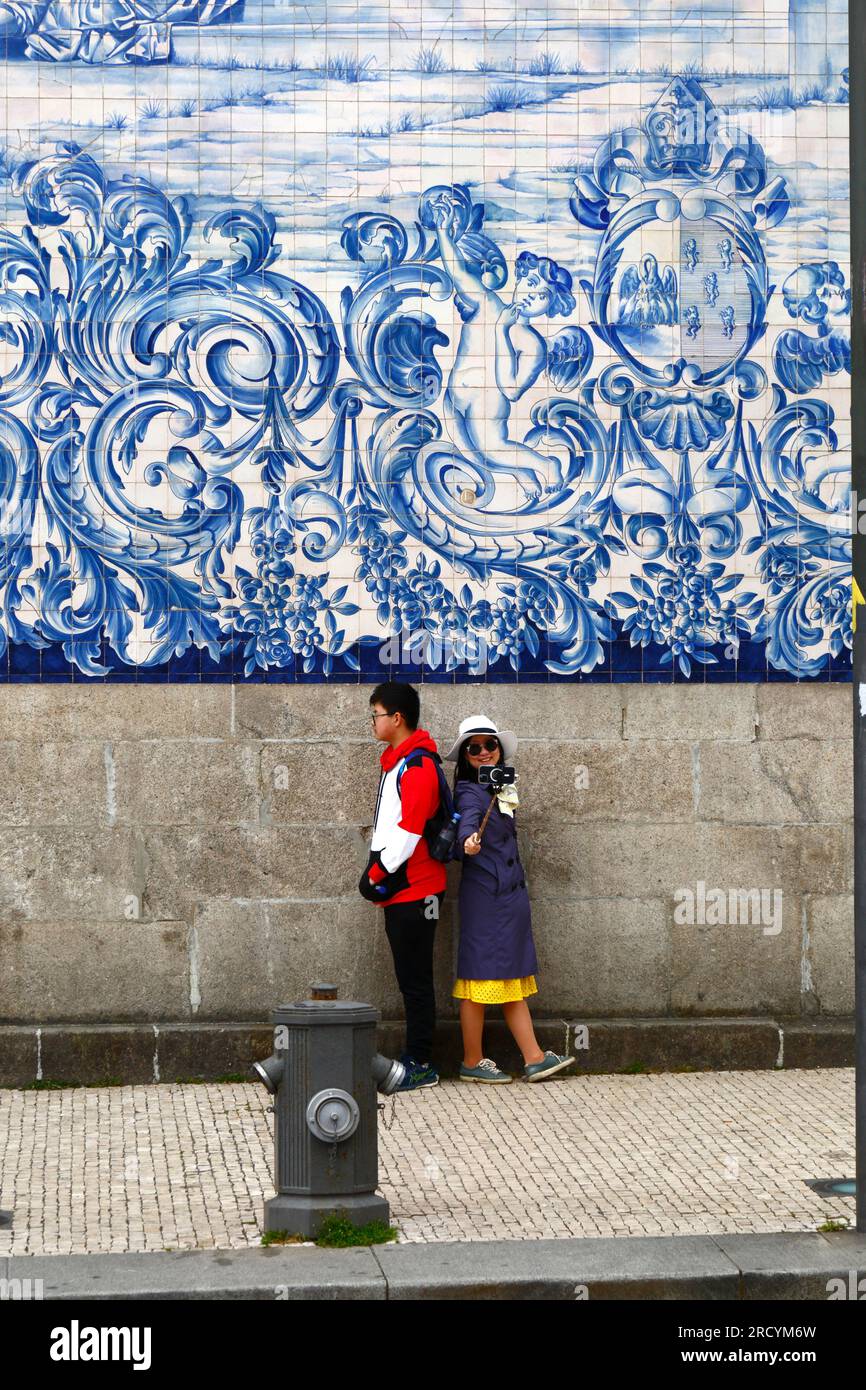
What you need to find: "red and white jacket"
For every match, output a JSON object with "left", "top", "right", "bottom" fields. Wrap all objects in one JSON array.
[{"left": 363, "top": 729, "right": 448, "bottom": 906}]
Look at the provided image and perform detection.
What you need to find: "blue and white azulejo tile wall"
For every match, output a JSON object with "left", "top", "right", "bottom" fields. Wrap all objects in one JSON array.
[{"left": 0, "top": 1, "right": 851, "bottom": 682}]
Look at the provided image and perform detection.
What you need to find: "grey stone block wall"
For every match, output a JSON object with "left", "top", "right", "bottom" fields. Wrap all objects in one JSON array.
[{"left": 0, "top": 683, "right": 852, "bottom": 1027}]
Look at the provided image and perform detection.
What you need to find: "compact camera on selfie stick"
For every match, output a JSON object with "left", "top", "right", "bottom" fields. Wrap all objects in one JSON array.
[
  {"left": 478, "top": 764, "right": 516, "bottom": 791},
  {"left": 472, "top": 764, "right": 517, "bottom": 844}
]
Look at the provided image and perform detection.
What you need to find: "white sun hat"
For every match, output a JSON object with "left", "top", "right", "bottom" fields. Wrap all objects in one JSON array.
[{"left": 443, "top": 714, "right": 517, "bottom": 763}]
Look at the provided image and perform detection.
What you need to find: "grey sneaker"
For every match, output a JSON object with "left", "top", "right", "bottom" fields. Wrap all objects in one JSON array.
[
  {"left": 524, "top": 1051, "right": 575, "bottom": 1082},
  {"left": 459, "top": 1057, "right": 512, "bottom": 1084}
]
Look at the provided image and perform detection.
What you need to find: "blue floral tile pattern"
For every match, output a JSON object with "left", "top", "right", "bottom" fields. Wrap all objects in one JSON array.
[{"left": 0, "top": 2, "right": 851, "bottom": 681}]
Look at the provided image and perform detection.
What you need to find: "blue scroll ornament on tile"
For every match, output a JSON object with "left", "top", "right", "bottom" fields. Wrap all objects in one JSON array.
[
  {"left": 0, "top": 143, "right": 344, "bottom": 673},
  {"left": 0, "top": 77, "right": 852, "bottom": 679},
  {"left": 566, "top": 77, "right": 850, "bottom": 676}
]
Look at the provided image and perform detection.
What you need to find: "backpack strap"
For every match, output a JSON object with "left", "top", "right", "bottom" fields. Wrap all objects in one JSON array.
[
  {"left": 396, "top": 747, "right": 435, "bottom": 787},
  {"left": 396, "top": 748, "right": 454, "bottom": 817}
]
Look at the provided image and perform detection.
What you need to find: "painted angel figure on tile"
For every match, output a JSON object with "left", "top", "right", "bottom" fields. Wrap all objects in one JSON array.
[{"left": 426, "top": 188, "right": 586, "bottom": 503}]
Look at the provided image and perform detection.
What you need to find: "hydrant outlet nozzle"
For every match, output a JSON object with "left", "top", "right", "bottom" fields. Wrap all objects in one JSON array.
[
  {"left": 371, "top": 1052, "right": 405, "bottom": 1094},
  {"left": 251, "top": 1054, "right": 285, "bottom": 1094}
]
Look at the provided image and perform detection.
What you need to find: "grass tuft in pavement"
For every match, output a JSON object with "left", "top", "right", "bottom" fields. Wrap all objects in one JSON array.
[{"left": 261, "top": 1214, "right": 398, "bottom": 1247}]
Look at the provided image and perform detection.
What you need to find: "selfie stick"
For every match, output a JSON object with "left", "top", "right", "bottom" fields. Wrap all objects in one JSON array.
[{"left": 473, "top": 793, "right": 497, "bottom": 844}]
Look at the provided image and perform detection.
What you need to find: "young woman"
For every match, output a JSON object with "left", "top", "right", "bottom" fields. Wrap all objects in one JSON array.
[{"left": 445, "top": 715, "right": 575, "bottom": 1084}]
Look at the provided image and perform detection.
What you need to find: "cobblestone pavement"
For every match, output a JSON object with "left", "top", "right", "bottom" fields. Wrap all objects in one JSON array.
[{"left": 0, "top": 1070, "right": 856, "bottom": 1255}]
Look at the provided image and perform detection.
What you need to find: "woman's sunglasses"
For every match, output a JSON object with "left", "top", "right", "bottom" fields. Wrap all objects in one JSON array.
[{"left": 465, "top": 738, "right": 499, "bottom": 756}]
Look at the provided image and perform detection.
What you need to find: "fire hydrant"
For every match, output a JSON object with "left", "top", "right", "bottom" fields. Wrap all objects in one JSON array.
[{"left": 251, "top": 984, "right": 405, "bottom": 1237}]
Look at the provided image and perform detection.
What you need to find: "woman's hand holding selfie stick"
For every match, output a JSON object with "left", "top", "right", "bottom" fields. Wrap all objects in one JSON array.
[{"left": 463, "top": 797, "right": 496, "bottom": 856}]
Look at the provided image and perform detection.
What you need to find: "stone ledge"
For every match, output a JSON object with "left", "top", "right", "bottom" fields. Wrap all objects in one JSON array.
[
  {"left": 780, "top": 1019, "right": 856, "bottom": 1069},
  {"left": 0, "top": 1017, "right": 854, "bottom": 1086}
]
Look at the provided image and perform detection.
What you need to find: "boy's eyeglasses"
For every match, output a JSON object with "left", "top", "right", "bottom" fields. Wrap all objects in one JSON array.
[
  {"left": 466, "top": 738, "right": 499, "bottom": 755},
  {"left": 370, "top": 711, "right": 393, "bottom": 723}
]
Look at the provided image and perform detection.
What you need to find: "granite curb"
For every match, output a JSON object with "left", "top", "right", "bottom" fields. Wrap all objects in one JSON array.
[{"left": 3, "top": 1231, "right": 865, "bottom": 1301}]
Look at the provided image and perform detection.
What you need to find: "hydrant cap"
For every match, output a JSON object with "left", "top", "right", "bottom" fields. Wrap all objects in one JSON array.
[
  {"left": 306, "top": 1088, "right": 360, "bottom": 1143},
  {"left": 274, "top": 1001, "right": 379, "bottom": 1026}
]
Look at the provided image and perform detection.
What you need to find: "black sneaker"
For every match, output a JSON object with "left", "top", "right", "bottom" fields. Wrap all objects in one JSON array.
[{"left": 396, "top": 1055, "right": 440, "bottom": 1090}]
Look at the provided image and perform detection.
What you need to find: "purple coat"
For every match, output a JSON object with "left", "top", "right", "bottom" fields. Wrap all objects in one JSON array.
[{"left": 453, "top": 779, "right": 538, "bottom": 981}]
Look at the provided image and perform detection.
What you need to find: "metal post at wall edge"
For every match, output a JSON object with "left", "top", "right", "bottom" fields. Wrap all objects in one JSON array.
[{"left": 850, "top": 0, "right": 866, "bottom": 1233}]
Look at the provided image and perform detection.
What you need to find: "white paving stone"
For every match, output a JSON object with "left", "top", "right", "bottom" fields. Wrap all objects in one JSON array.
[{"left": 0, "top": 1070, "right": 856, "bottom": 1254}]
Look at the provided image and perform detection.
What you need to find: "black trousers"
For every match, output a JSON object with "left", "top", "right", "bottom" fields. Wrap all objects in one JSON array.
[{"left": 383, "top": 893, "right": 443, "bottom": 1064}]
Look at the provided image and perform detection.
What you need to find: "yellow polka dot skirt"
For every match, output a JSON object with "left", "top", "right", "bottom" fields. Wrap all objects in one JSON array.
[{"left": 452, "top": 976, "right": 538, "bottom": 1003}]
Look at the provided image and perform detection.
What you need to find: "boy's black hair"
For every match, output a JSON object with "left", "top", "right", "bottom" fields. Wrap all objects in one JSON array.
[
  {"left": 370, "top": 681, "right": 420, "bottom": 730},
  {"left": 452, "top": 737, "right": 503, "bottom": 791}
]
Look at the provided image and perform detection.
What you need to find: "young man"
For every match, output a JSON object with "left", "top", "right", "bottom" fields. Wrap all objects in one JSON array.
[{"left": 361, "top": 682, "right": 447, "bottom": 1090}]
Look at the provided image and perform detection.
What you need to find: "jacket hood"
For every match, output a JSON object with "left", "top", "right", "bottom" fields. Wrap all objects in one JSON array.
[{"left": 380, "top": 727, "right": 439, "bottom": 771}]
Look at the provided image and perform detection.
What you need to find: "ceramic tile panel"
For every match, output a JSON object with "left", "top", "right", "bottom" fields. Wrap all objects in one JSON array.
[{"left": 0, "top": 1, "right": 851, "bottom": 681}]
